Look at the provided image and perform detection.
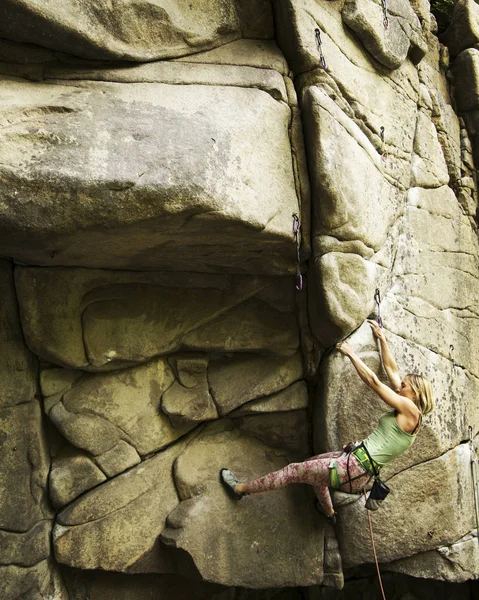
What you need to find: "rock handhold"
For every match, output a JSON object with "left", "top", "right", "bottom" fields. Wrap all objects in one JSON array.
[
  {"left": 50, "top": 449, "right": 107, "bottom": 508},
  {"left": 208, "top": 352, "right": 304, "bottom": 416},
  {"left": 162, "top": 427, "right": 330, "bottom": 588},
  {"left": 342, "top": 0, "right": 427, "bottom": 69},
  {"left": 162, "top": 356, "right": 218, "bottom": 427},
  {"left": 230, "top": 380, "right": 308, "bottom": 417},
  {"left": 94, "top": 441, "right": 141, "bottom": 479}
]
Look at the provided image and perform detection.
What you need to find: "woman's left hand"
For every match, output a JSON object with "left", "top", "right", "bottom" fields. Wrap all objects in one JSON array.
[{"left": 336, "top": 340, "right": 353, "bottom": 356}]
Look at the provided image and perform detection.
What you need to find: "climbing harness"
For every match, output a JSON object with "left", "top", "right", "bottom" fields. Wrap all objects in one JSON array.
[
  {"left": 363, "top": 489, "right": 388, "bottom": 600},
  {"left": 380, "top": 126, "right": 388, "bottom": 162},
  {"left": 469, "top": 426, "right": 479, "bottom": 545},
  {"left": 315, "top": 28, "right": 327, "bottom": 70},
  {"left": 381, "top": 0, "right": 389, "bottom": 29},
  {"left": 292, "top": 213, "right": 303, "bottom": 291},
  {"left": 374, "top": 288, "right": 384, "bottom": 328}
]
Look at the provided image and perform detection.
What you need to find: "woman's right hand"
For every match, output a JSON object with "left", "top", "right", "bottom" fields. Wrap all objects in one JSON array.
[{"left": 367, "top": 319, "right": 384, "bottom": 340}]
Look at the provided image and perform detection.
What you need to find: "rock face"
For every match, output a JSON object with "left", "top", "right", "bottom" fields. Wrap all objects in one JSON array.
[{"left": 0, "top": 0, "right": 478, "bottom": 598}]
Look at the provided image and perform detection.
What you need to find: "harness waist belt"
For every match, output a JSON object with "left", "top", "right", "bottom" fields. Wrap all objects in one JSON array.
[{"left": 351, "top": 445, "right": 381, "bottom": 476}]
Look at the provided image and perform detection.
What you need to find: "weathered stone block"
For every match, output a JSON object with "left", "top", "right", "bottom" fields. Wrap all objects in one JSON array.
[
  {"left": 342, "top": 0, "right": 427, "bottom": 69},
  {"left": 0, "top": 401, "right": 52, "bottom": 532},
  {"left": 452, "top": 48, "right": 479, "bottom": 113},
  {"left": 0, "top": 1, "right": 272, "bottom": 62},
  {"left": 0, "top": 78, "right": 298, "bottom": 274},
  {"left": 0, "top": 521, "right": 51, "bottom": 567},
  {"left": 162, "top": 426, "right": 328, "bottom": 588},
  {"left": 234, "top": 410, "right": 310, "bottom": 455},
  {"left": 442, "top": 0, "right": 479, "bottom": 57},
  {"left": 387, "top": 531, "right": 479, "bottom": 582},
  {"left": 16, "top": 269, "right": 298, "bottom": 369},
  {"left": 50, "top": 449, "right": 107, "bottom": 508},
  {"left": 0, "top": 560, "right": 67, "bottom": 600},
  {"left": 410, "top": 110, "right": 449, "bottom": 188},
  {"left": 335, "top": 443, "right": 475, "bottom": 565},
  {"left": 54, "top": 436, "right": 190, "bottom": 572},
  {"left": 208, "top": 352, "right": 304, "bottom": 415},
  {"left": 0, "top": 260, "right": 37, "bottom": 409},
  {"left": 48, "top": 360, "right": 190, "bottom": 457},
  {"left": 95, "top": 441, "right": 141, "bottom": 479},
  {"left": 230, "top": 380, "right": 308, "bottom": 417}
]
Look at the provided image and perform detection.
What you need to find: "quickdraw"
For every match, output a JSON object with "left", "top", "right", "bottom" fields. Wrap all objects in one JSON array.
[
  {"left": 380, "top": 126, "right": 388, "bottom": 162},
  {"left": 449, "top": 344, "right": 456, "bottom": 375},
  {"left": 292, "top": 213, "right": 303, "bottom": 291},
  {"left": 374, "top": 288, "right": 384, "bottom": 328},
  {"left": 381, "top": 0, "right": 389, "bottom": 29},
  {"left": 469, "top": 426, "right": 479, "bottom": 547},
  {"left": 315, "top": 28, "right": 327, "bottom": 70}
]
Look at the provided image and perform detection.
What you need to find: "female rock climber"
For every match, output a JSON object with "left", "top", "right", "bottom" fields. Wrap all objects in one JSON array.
[{"left": 220, "top": 320, "right": 434, "bottom": 524}]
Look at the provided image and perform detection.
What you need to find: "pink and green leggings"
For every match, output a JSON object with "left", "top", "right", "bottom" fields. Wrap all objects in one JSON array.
[{"left": 243, "top": 451, "right": 370, "bottom": 515}]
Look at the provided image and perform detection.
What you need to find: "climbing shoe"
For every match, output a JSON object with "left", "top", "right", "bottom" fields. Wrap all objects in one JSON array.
[
  {"left": 220, "top": 468, "right": 243, "bottom": 500},
  {"left": 316, "top": 502, "right": 337, "bottom": 525},
  {"left": 326, "top": 511, "right": 338, "bottom": 526}
]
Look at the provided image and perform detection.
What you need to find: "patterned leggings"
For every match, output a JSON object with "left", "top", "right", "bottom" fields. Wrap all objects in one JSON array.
[{"left": 243, "top": 451, "right": 370, "bottom": 515}]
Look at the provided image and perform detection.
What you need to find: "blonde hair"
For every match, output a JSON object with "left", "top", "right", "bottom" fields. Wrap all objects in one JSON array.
[{"left": 405, "top": 374, "right": 434, "bottom": 416}]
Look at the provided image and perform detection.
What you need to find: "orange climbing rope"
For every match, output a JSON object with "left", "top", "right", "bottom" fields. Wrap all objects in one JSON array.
[{"left": 363, "top": 489, "right": 387, "bottom": 600}]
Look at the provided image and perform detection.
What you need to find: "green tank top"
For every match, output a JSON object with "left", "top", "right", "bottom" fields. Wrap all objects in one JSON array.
[{"left": 363, "top": 411, "right": 417, "bottom": 466}]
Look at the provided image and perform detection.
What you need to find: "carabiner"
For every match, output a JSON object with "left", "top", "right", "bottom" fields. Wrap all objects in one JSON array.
[{"left": 296, "top": 272, "right": 303, "bottom": 291}]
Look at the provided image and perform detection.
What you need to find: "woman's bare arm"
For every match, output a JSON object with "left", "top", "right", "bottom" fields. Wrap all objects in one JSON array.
[
  {"left": 367, "top": 320, "right": 401, "bottom": 391},
  {"left": 336, "top": 340, "right": 415, "bottom": 417}
]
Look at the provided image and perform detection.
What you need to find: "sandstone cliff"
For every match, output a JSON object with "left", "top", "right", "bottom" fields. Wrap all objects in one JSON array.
[{"left": 0, "top": 1, "right": 478, "bottom": 599}]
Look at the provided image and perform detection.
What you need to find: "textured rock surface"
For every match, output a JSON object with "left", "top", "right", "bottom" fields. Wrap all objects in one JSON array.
[
  {"left": 334, "top": 444, "right": 476, "bottom": 566},
  {"left": 0, "top": 401, "right": 52, "bottom": 532},
  {"left": 0, "top": 77, "right": 299, "bottom": 274},
  {"left": 0, "top": 1, "right": 273, "bottom": 61},
  {"left": 0, "top": 560, "right": 68, "bottom": 600},
  {"left": 342, "top": 0, "right": 427, "bottom": 69},
  {"left": 162, "top": 426, "right": 325, "bottom": 588},
  {"left": 0, "top": 0, "right": 478, "bottom": 596},
  {"left": 387, "top": 531, "right": 479, "bottom": 582},
  {"left": 0, "top": 260, "right": 37, "bottom": 408},
  {"left": 15, "top": 269, "right": 298, "bottom": 369},
  {"left": 50, "top": 449, "right": 107, "bottom": 508},
  {"left": 54, "top": 436, "right": 189, "bottom": 572},
  {"left": 442, "top": 0, "right": 479, "bottom": 57}
]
